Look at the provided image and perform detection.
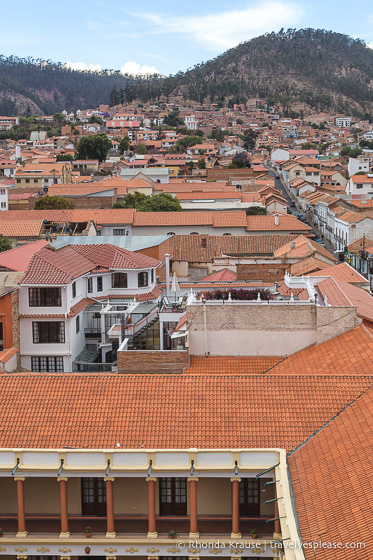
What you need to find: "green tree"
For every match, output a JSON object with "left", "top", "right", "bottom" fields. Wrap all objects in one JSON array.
[
  {"left": 114, "top": 192, "right": 182, "bottom": 212},
  {"left": 53, "top": 113, "right": 66, "bottom": 125},
  {"left": 0, "top": 235, "right": 12, "bottom": 253},
  {"left": 246, "top": 206, "right": 266, "bottom": 215},
  {"left": 198, "top": 158, "right": 206, "bottom": 169},
  {"left": 75, "top": 133, "right": 112, "bottom": 162},
  {"left": 242, "top": 129, "right": 259, "bottom": 151},
  {"left": 109, "top": 85, "right": 120, "bottom": 107},
  {"left": 88, "top": 115, "right": 104, "bottom": 125},
  {"left": 118, "top": 136, "right": 131, "bottom": 154},
  {"left": 56, "top": 154, "right": 74, "bottom": 161},
  {"left": 34, "top": 196, "right": 74, "bottom": 210},
  {"left": 163, "top": 111, "right": 184, "bottom": 127},
  {"left": 340, "top": 146, "right": 362, "bottom": 158},
  {"left": 136, "top": 143, "right": 148, "bottom": 155},
  {"left": 114, "top": 192, "right": 148, "bottom": 208},
  {"left": 139, "top": 193, "right": 182, "bottom": 212}
]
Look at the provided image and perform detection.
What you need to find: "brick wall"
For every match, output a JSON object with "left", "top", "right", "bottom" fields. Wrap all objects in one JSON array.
[
  {"left": 117, "top": 350, "right": 190, "bottom": 374},
  {"left": 207, "top": 169, "right": 255, "bottom": 181},
  {"left": 237, "top": 263, "right": 291, "bottom": 282}
]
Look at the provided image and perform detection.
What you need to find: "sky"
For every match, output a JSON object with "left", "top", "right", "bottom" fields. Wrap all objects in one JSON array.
[{"left": 2, "top": 0, "right": 373, "bottom": 76}]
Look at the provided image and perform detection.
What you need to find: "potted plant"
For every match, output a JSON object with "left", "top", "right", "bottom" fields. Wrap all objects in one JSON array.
[
  {"left": 85, "top": 526, "right": 92, "bottom": 538},
  {"left": 251, "top": 528, "right": 260, "bottom": 539},
  {"left": 168, "top": 530, "right": 176, "bottom": 539}
]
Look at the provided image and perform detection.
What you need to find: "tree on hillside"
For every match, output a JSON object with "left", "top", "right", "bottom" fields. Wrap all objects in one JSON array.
[
  {"left": 75, "top": 134, "right": 112, "bottom": 162},
  {"left": 109, "top": 85, "right": 121, "bottom": 107},
  {"left": 136, "top": 143, "right": 148, "bottom": 155},
  {"left": 0, "top": 235, "right": 12, "bottom": 253},
  {"left": 34, "top": 196, "right": 74, "bottom": 210},
  {"left": 227, "top": 152, "right": 250, "bottom": 169},
  {"left": 340, "top": 146, "right": 362, "bottom": 158},
  {"left": 242, "top": 129, "right": 259, "bottom": 151},
  {"left": 119, "top": 136, "right": 131, "bottom": 154},
  {"left": 88, "top": 115, "right": 104, "bottom": 125},
  {"left": 163, "top": 111, "right": 184, "bottom": 127}
]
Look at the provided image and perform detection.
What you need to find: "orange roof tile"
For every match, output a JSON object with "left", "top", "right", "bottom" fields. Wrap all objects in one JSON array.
[
  {"left": 0, "top": 372, "right": 372, "bottom": 450},
  {"left": 0, "top": 240, "right": 49, "bottom": 271},
  {"left": 184, "top": 356, "right": 283, "bottom": 375},
  {"left": 288, "top": 387, "right": 373, "bottom": 560},
  {"left": 308, "top": 262, "right": 368, "bottom": 284}
]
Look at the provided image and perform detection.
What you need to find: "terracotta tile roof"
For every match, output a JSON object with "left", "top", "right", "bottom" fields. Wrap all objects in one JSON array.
[
  {"left": 308, "top": 262, "right": 368, "bottom": 284},
  {"left": 246, "top": 214, "right": 312, "bottom": 232},
  {"left": 133, "top": 211, "right": 247, "bottom": 228},
  {"left": 184, "top": 356, "right": 283, "bottom": 375},
  {"left": 201, "top": 269, "right": 238, "bottom": 282},
  {"left": 268, "top": 325, "right": 373, "bottom": 376},
  {"left": 0, "top": 209, "right": 136, "bottom": 226},
  {"left": 288, "top": 387, "right": 373, "bottom": 560},
  {"left": 20, "top": 244, "right": 160, "bottom": 285},
  {"left": 0, "top": 240, "right": 49, "bottom": 271},
  {"left": 94, "top": 286, "right": 163, "bottom": 301},
  {"left": 0, "top": 219, "right": 43, "bottom": 238},
  {"left": 0, "top": 347, "right": 18, "bottom": 363},
  {"left": 317, "top": 277, "right": 373, "bottom": 322},
  {"left": 277, "top": 284, "right": 309, "bottom": 300},
  {"left": 0, "top": 372, "right": 372, "bottom": 450},
  {"left": 336, "top": 210, "right": 373, "bottom": 224},
  {"left": 290, "top": 257, "right": 332, "bottom": 276},
  {"left": 170, "top": 234, "right": 297, "bottom": 263},
  {"left": 175, "top": 192, "right": 242, "bottom": 200}
]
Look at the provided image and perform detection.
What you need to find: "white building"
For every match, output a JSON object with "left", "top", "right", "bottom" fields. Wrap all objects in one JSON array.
[
  {"left": 346, "top": 174, "right": 373, "bottom": 196},
  {"left": 184, "top": 114, "right": 198, "bottom": 130},
  {"left": 348, "top": 157, "right": 370, "bottom": 176},
  {"left": 335, "top": 117, "right": 351, "bottom": 128},
  {"left": 0, "top": 184, "right": 9, "bottom": 211},
  {"left": 18, "top": 243, "right": 161, "bottom": 372}
]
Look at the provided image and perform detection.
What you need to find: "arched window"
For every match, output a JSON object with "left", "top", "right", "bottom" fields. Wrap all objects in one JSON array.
[
  {"left": 138, "top": 271, "right": 148, "bottom": 288},
  {"left": 190, "top": 232, "right": 199, "bottom": 235},
  {"left": 112, "top": 273, "right": 127, "bottom": 288},
  {"left": 223, "top": 233, "right": 231, "bottom": 236},
  {"left": 167, "top": 232, "right": 175, "bottom": 236}
]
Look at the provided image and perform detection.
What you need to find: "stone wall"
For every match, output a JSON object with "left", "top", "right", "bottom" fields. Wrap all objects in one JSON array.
[
  {"left": 186, "top": 303, "right": 360, "bottom": 357},
  {"left": 117, "top": 350, "right": 190, "bottom": 374}
]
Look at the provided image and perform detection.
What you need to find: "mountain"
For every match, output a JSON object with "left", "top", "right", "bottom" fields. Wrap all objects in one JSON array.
[
  {"left": 130, "top": 28, "right": 373, "bottom": 118},
  {"left": 0, "top": 56, "right": 151, "bottom": 115},
  {"left": 1, "top": 29, "right": 373, "bottom": 117}
]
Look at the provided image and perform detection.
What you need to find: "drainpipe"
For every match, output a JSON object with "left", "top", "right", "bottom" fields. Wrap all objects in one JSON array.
[
  {"left": 165, "top": 253, "right": 171, "bottom": 296},
  {"left": 202, "top": 297, "right": 208, "bottom": 356}
]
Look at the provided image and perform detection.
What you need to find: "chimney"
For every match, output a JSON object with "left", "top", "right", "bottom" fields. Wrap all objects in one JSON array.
[
  {"left": 165, "top": 254, "right": 171, "bottom": 296},
  {"left": 275, "top": 214, "right": 279, "bottom": 226},
  {"left": 290, "top": 241, "right": 296, "bottom": 250}
]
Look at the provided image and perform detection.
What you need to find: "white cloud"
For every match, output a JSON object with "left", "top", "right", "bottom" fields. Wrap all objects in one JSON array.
[
  {"left": 368, "top": 42, "right": 373, "bottom": 49},
  {"left": 65, "top": 61, "right": 102, "bottom": 72},
  {"left": 130, "top": 1, "right": 304, "bottom": 51},
  {"left": 120, "top": 61, "right": 159, "bottom": 76}
]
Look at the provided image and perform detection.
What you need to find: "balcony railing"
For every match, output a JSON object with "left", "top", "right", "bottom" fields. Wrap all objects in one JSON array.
[{"left": 0, "top": 515, "right": 275, "bottom": 537}]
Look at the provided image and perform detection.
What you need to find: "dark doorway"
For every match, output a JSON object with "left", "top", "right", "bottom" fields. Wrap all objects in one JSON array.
[
  {"left": 81, "top": 477, "right": 106, "bottom": 515},
  {"left": 239, "top": 479, "right": 260, "bottom": 516},
  {"left": 159, "top": 477, "right": 187, "bottom": 515}
]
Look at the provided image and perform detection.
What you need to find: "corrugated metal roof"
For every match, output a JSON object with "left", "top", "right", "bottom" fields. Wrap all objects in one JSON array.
[{"left": 52, "top": 235, "right": 171, "bottom": 251}]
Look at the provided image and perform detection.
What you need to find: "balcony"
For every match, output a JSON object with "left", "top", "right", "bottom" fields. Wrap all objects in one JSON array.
[{"left": 0, "top": 515, "right": 275, "bottom": 538}]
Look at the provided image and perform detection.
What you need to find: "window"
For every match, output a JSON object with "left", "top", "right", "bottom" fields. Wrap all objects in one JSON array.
[
  {"left": 76, "top": 315, "right": 80, "bottom": 334},
  {"left": 138, "top": 271, "right": 148, "bottom": 288},
  {"left": 25, "top": 178, "right": 30, "bottom": 184},
  {"left": 151, "top": 269, "right": 154, "bottom": 283},
  {"left": 16, "top": 179, "right": 21, "bottom": 184},
  {"left": 29, "top": 287, "right": 61, "bottom": 307},
  {"left": 32, "top": 322, "right": 65, "bottom": 343},
  {"left": 190, "top": 232, "right": 198, "bottom": 235},
  {"left": 87, "top": 277, "right": 93, "bottom": 293},
  {"left": 356, "top": 184, "right": 363, "bottom": 189},
  {"left": 31, "top": 356, "right": 64, "bottom": 372},
  {"left": 72, "top": 281, "right": 76, "bottom": 298},
  {"left": 33, "top": 179, "right": 38, "bottom": 183},
  {"left": 113, "top": 229, "right": 127, "bottom": 236},
  {"left": 97, "top": 276, "right": 103, "bottom": 292},
  {"left": 0, "top": 189, "right": 5, "bottom": 195},
  {"left": 1, "top": 202, "right": 6, "bottom": 209},
  {"left": 0, "top": 322, "right": 3, "bottom": 351},
  {"left": 112, "top": 272, "right": 127, "bottom": 288},
  {"left": 167, "top": 232, "right": 175, "bottom": 236},
  {"left": 223, "top": 233, "right": 231, "bottom": 236}
]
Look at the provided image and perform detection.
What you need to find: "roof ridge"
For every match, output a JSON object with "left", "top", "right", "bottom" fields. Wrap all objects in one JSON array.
[{"left": 287, "top": 381, "right": 373, "bottom": 457}]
